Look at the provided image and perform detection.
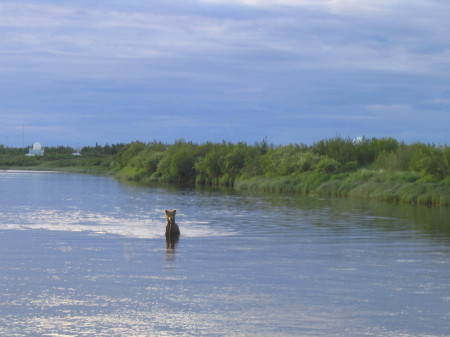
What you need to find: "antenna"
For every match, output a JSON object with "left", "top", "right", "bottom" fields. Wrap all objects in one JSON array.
[{"left": 22, "top": 125, "right": 25, "bottom": 148}]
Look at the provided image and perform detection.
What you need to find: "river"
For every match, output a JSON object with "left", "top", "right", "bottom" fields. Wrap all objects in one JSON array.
[{"left": 0, "top": 170, "right": 449, "bottom": 336}]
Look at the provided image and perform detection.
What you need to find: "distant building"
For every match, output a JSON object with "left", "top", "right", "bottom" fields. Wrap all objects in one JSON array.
[
  {"left": 353, "top": 136, "right": 364, "bottom": 144},
  {"left": 26, "top": 142, "right": 45, "bottom": 156},
  {"left": 72, "top": 144, "right": 81, "bottom": 156}
]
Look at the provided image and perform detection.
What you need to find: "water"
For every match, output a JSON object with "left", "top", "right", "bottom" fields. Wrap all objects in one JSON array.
[{"left": 0, "top": 170, "right": 449, "bottom": 337}]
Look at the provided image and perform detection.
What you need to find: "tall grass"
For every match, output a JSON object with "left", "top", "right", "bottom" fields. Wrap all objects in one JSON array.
[{"left": 235, "top": 170, "right": 450, "bottom": 206}]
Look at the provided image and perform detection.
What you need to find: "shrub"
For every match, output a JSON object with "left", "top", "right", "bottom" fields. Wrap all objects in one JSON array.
[
  {"left": 170, "top": 151, "right": 195, "bottom": 182},
  {"left": 315, "top": 157, "right": 340, "bottom": 174}
]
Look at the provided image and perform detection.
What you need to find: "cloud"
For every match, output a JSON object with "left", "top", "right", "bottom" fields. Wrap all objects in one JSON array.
[
  {"left": 201, "top": 0, "right": 420, "bottom": 14},
  {"left": 2, "top": 0, "right": 449, "bottom": 79},
  {"left": 0, "top": 0, "right": 449, "bottom": 145}
]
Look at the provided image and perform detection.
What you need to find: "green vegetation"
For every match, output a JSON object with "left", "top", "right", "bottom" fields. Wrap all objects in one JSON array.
[
  {"left": 0, "top": 144, "right": 123, "bottom": 174},
  {"left": 1, "top": 137, "right": 449, "bottom": 206}
]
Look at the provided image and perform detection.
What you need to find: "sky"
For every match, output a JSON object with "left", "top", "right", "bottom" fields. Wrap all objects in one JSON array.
[{"left": 1, "top": 0, "right": 449, "bottom": 147}]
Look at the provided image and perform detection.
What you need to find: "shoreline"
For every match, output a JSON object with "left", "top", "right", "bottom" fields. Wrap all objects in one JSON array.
[
  {"left": 1, "top": 137, "right": 448, "bottom": 207},
  {"left": 0, "top": 169, "right": 65, "bottom": 174},
  {"left": 2, "top": 166, "right": 448, "bottom": 207},
  {"left": 0, "top": 166, "right": 111, "bottom": 175},
  {"left": 234, "top": 172, "right": 450, "bottom": 207}
]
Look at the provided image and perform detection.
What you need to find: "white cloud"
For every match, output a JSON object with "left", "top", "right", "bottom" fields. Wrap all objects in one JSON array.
[
  {"left": 201, "top": 0, "right": 411, "bottom": 14},
  {"left": 1, "top": 0, "right": 449, "bottom": 79},
  {"left": 364, "top": 104, "right": 412, "bottom": 113},
  {"left": 0, "top": 0, "right": 449, "bottom": 145}
]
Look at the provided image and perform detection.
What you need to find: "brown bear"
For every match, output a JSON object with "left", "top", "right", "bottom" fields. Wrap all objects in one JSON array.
[{"left": 164, "top": 209, "right": 180, "bottom": 237}]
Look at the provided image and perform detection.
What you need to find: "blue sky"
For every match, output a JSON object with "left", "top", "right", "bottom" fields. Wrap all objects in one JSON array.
[{"left": 1, "top": 0, "right": 449, "bottom": 147}]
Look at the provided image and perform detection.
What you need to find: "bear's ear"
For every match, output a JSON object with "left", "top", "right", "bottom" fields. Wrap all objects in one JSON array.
[
  {"left": 172, "top": 209, "right": 176, "bottom": 214},
  {"left": 165, "top": 210, "right": 169, "bottom": 215}
]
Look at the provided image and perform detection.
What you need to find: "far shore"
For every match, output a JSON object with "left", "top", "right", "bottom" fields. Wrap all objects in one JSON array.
[{"left": 1, "top": 137, "right": 449, "bottom": 207}]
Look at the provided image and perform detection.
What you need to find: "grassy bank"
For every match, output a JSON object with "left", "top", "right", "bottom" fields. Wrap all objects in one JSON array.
[
  {"left": 1, "top": 137, "right": 449, "bottom": 206},
  {"left": 234, "top": 171, "right": 450, "bottom": 206}
]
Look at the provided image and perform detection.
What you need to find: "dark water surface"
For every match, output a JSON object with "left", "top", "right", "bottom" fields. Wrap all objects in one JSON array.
[{"left": 0, "top": 171, "right": 449, "bottom": 336}]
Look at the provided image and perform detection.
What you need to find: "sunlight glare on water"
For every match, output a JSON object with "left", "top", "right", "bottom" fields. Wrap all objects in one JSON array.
[{"left": 0, "top": 170, "right": 234, "bottom": 239}]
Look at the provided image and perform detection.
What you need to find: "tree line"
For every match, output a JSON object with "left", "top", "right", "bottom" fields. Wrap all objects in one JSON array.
[
  {"left": 1, "top": 137, "right": 449, "bottom": 183},
  {"left": 1, "top": 137, "right": 449, "bottom": 205},
  {"left": 111, "top": 137, "right": 449, "bottom": 185}
]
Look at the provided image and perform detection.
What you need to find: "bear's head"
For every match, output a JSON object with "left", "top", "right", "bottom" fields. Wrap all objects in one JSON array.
[{"left": 164, "top": 209, "right": 176, "bottom": 225}]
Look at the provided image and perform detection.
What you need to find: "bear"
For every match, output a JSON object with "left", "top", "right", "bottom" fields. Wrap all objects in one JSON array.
[{"left": 164, "top": 209, "right": 180, "bottom": 237}]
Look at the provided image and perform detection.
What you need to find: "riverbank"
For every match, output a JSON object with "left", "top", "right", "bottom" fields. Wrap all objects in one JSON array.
[
  {"left": 235, "top": 171, "right": 450, "bottom": 206},
  {"left": 1, "top": 137, "right": 449, "bottom": 207},
  {"left": 3, "top": 165, "right": 448, "bottom": 207}
]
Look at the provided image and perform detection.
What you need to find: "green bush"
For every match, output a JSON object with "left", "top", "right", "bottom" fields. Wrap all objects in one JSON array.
[
  {"left": 170, "top": 151, "right": 195, "bottom": 182},
  {"left": 315, "top": 157, "right": 340, "bottom": 174}
]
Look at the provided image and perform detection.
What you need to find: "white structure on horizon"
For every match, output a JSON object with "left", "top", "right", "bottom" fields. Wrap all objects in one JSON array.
[
  {"left": 26, "top": 142, "right": 45, "bottom": 156},
  {"left": 353, "top": 136, "right": 364, "bottom": 144},
  {"left": 72, "top": 143, "right": 81, "bottom": 156}
]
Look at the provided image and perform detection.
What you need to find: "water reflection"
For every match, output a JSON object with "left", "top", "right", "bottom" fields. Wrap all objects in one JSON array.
[
  {"left": 220, "top": 189, "right": 450, "bottom": 241},
  {"left": 165, "top": 235, "right": 179, "bottom": 262}
]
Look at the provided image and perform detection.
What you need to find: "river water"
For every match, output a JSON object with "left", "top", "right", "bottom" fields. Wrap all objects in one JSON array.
[{"left": 0, "top": 170, "right": 449, "bottom": 337}]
